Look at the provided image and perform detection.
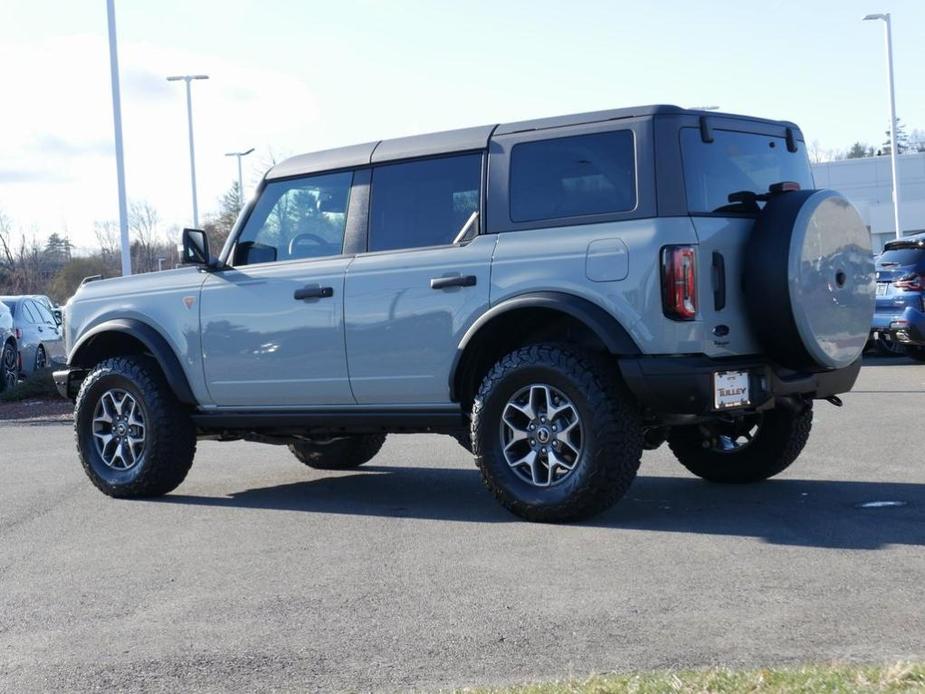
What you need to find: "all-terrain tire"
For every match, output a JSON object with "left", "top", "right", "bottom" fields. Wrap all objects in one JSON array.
[
  {"left": 289, "top": 434, "right": 387, "bottom": 470},
  {"left": 668, "top": 405, "right": 813, "bottom": 483},
  {"left": 75, "top": 356, "right": 196, "bottom": 497},
  {"left": 472, "top": 344, "right": 643, "bottom": 523}
]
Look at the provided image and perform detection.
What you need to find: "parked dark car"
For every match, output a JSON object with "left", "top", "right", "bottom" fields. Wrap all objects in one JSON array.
[{"left": 870, "top": 234, "right": 925, "bottom": 359}]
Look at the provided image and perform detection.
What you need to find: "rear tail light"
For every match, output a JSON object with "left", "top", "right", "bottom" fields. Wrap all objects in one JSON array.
[
  {"left": 14, "top": 328, "right": 21, "bottom": 340},
  {"left": 893, "top": 273, "right": 923, "bottom": 291},
  {"left": 662, "top": 245, "right": 697, "bottom": 320}
]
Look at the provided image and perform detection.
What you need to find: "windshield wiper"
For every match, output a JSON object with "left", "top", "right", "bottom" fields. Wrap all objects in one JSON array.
[{"left": 712, "top": 181, "right": 802, "bottom": 213}]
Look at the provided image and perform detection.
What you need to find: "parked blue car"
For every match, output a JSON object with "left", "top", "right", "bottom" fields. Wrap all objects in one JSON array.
[{"left": 871, "top": 234, "right": 925, "bottom": 359}]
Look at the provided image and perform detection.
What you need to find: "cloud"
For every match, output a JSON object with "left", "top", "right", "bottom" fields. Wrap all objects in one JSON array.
[
  {"left": 0, "top": 168, "right": 72, "bottom": 184},
  {"left": 30, "top": 134, "right": 112, "bottom": 158},
  {"left": 122, "top": 67, "right": 172, "bottom": 100},
  {"left": 0, "top": 33, "right": 323, "bottom": 245}
]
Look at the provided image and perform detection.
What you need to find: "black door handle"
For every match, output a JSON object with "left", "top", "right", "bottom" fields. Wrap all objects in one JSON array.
[
  {"left": 294, "top": 285, "right": 334, "bottom": 300},
  {"left": 430, "top": 275, "right": 477, "bottom": 290}
]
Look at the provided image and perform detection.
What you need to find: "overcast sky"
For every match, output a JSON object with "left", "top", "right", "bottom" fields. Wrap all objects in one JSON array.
[{"left": 2, "top": 0, "right": 924, "bottom": 249}]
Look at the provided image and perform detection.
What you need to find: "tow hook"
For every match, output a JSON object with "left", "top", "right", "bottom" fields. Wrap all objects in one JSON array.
[{"left": 825, "top": 395, "right": 844, "bottom": 408}]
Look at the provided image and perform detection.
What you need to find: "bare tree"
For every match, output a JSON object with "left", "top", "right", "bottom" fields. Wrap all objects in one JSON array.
[{"left": 129, "top": 200, "right": 163, "bottom": 273}]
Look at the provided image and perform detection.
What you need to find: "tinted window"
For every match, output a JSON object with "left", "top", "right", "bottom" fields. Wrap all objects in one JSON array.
[
  {"left": 369, "top": 154, "right": 481, "bottom": 252},
  {"left": 509, "top": 130, "right": 636, "bottom": 223},
  {"left": 234, "top": 171, "right": 353, "bottom": 266},
  {"left": 878, "top": 248, "right": 925, "bottom": 267},
  {"left": 681, "top": 128, "right": 814, "bottom": 214},
  {"left": 33, "top": 301, "right": 55, "bottom": 324},
  {"left": 21, "top": 302, "right": 37, "bottom": 323}
]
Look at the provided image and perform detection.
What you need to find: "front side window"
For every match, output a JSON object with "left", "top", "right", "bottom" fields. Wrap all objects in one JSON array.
[
  {"left": 680, "top": 128, "right": 814, "bottom": 214},
  {"left": 233, "top": 171, "right": 353, "bottom": 267},
  {"left": 368, "top": 153, "right": 481, "bottom": 252},
  {"left": 509, "top": 130, "right": 637, "bottom": 223}
]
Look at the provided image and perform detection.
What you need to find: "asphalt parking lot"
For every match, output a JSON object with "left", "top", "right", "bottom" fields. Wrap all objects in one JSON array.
[{"left": 1, "top": 358, "right": 923, "bottom": 693}]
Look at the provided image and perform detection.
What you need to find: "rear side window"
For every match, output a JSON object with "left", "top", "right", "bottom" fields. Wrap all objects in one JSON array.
[
  {"left": 509, "top": 130, "right": 636, "bottom": 223},
  {"left": 21, "top": 302, "right": 37, "bottom": 323},
  {"left": 368, "top": 153, "right": 481, "bottom": 252}
]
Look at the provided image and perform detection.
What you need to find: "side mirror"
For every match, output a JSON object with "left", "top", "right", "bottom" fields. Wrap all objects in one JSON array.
[{"left": 181, "top": 228, "right": 211, "bottom": 266}]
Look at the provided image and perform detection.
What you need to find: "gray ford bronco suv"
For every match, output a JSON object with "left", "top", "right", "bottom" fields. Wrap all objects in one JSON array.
[{"left": 57, "top": 105, "right": 875, "bottom": 522}]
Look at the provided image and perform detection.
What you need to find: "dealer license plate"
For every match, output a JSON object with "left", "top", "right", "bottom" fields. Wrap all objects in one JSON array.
[{"left": 714, "top": 370, "right": 750, "bottom": 410}]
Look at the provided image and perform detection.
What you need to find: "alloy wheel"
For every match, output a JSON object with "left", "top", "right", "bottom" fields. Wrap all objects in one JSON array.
[
  {"left": 92, "top": 389, "right": 147, "bottom": 470},
  {"left": 500, "top": 383, "right": 583, "bottom": 487},
  {"left": 1, "top": 344, "right": 17, "bottom": 391},
  {"left": 702, "top": 415, "right": 762, "bottom": 453}
]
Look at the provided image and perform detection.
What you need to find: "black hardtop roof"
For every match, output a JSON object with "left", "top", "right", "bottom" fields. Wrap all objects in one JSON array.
[{"left": 266, "top": 104, "right": 800, "bottom": 180}]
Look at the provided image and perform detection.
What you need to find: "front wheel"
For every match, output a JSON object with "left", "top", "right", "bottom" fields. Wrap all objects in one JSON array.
[
  {"left": 289, "top": 434, "right": 386, "bottom": 470},
  {"left": 75, "top": 356, "right": 196, "bottom": 497},
  {"left": 668, "top": 405, "right": 813, "bottom": 483},
  {"left": 472, "top": 344, "right": 643, "bottom": 523}
]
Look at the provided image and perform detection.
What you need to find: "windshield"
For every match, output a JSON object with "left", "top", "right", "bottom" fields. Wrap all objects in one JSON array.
[{"left": 680, "top": 127, "right": 814, "bottom": 214}]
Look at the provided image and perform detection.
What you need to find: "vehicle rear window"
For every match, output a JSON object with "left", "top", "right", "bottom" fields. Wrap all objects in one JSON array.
[
  {"left": 878, "top": 248, "right": 925, "bottom": 267},
  {"left": 680, "top": 128, "right": 814, "bottom": 214},
  {"left": 509, "top": 130, "right": 636, "bottom": 223}
]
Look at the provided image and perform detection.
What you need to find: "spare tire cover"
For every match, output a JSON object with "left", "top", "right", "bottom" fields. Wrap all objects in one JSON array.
[{"left": 745, "top": 189, "right": 875, "bottom": 370}]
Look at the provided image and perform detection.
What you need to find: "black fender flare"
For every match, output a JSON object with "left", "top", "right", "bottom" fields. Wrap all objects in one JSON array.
[
  {"left": 69, "top": 318, "right": 196, "bottom": 404},
  {"left": 449, "top": 291, "right": 640, "bottom": 400}
]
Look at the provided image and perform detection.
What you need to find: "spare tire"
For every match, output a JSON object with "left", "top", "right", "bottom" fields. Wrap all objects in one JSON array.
[{"left": 744, "top": 189, "right": 875, "bottom": 370}]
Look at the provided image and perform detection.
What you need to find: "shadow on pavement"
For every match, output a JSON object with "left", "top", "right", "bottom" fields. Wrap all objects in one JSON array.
[{"left": 157, "top": 465, "right": 923, "bottom": 550}]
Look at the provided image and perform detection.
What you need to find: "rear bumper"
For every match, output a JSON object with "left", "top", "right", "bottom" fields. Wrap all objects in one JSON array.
[
  {"left": 618, "top": 355, "right": 861, "bottom": 417},
  {"left": 871, "top": 306, "right": 925, "bottom": 346}
]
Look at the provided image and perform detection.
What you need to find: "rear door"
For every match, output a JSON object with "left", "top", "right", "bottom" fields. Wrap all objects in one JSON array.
[
  {"left": 200, "top": 171, "right": 356, "bottom": 407},
  {"left": 343, "top": 152, "right": 493, "bottom": 404},
  {"left": 679, "top": 126, "right": 815, "bottom": 357}
]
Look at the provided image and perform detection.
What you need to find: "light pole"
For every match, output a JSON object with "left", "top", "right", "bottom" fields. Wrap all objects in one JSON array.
[
  {"left": 105, "top": 0, "right": 132, "bottom": 276},
  {"left": 224, "top": 148, "right": 255, "bottom": 211},
  {"left": 864, "top": 13, "right": 902, "bottom": 240},
  {"left": 166, "top": 74, "right": 209, "bottom": 228}
]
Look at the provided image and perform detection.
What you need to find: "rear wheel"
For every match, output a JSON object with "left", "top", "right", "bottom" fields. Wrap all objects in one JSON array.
[
  {"left": 34, "top": 345, "right": 47, "bottom": 371},
  {"left": 75, "top": 356, "right": 196, "bottom": 497},
  {"left": 668, "top": 405, "right": 813, "bottom": 483},
  {"left": 289, "top": 434, "right": 386, "bottom": 470},
  {"left": 1, "top": 340, "right": 17, "bottom": 392},
  {"left": 876, "top": 333, "right": 907, "bottom": 356},
  {"left": 472, "top": 344, "right": 643, "bottom": 523}
]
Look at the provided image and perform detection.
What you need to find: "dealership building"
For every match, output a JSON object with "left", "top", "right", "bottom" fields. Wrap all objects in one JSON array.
[{"left": 812, "top": 151, "right": 925, "bottom": 253}]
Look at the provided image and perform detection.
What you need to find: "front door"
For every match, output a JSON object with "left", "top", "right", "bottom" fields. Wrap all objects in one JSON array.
[{"left": 200, "top": 170, "right": 356, "bottom": 407}]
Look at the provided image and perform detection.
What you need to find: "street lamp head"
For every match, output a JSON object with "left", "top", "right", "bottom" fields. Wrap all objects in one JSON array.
[
  {"left": 225, "top": 148, "right": 256, "bottom": 157},
  {"left": 166, "top": 74, "right": 210, "bottom": 82},
  {"left": 863, "top": 13, "right": 887, "bottom": 21}
]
